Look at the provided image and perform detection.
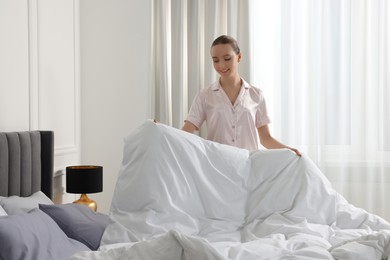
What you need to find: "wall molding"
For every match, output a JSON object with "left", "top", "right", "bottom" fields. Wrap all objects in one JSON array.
[
  {"left": 28, "top": 0, "right": 39, "bottom": 130},
  {"left": 27, "top": 0, "right": 81, "bottom": 204},
  {"left": 27, "top": 0, "right": 80, "bottom": 160}
]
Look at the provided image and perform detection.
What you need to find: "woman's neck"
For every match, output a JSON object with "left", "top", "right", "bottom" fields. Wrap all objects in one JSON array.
[
  {"left": 219, "top": 75, "right": 243, "bottom": 105},
  {"left": 219, "top": 75, "right": 242, "bottom": 90}
]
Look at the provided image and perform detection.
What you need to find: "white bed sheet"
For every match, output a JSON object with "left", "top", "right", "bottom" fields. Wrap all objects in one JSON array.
[{"left": 70, "top": 120, "right": 390, "bottom": 260}]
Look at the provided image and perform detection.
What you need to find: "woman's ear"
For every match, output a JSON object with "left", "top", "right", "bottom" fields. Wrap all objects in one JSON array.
[{"left": 237, "top": 52, "right": 242, "bottom": 62}]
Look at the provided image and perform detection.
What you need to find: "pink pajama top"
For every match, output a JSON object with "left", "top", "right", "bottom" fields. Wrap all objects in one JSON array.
[{"left": 186, "top": 79, "right": 271, "bottom": 151}]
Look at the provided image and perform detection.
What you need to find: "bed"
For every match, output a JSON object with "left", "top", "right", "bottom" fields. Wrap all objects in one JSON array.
[
  {"left": 2, "top": 125, "right": 390, "bottom": 260},
  {"left": 70, "top": 120, "right": 390, "bottom": 260},
  {"left": 0, "top": 131, "right": 112, "bottom": 260}
]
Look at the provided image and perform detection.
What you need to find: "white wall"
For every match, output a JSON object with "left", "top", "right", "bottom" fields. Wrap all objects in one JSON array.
[
  {"left": 79, "top": 0, "right": 152, "bottom": 213},
  {"left": 0, "top": 0, "right": 152, "bottom": 212},
  {"left": 0, "top": 0, "right": 30, "bottom": 131},
  {"left": 0, "top": 0, "right": 80, "bottom": 203}
]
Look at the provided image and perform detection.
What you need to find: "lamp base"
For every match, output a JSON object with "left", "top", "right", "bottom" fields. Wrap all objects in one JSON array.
[{"left": 73, "top": 194, "right": 97, "bottom": 212}]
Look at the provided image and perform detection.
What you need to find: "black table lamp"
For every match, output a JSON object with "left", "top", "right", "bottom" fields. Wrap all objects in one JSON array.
[{"left": 66, "top": 165, "right": 103, "bottom": 211}]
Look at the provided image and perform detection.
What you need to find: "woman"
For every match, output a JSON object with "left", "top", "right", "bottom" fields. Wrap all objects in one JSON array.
[{"left": 182, "top": 35, "right": 300, "bottom": 156}]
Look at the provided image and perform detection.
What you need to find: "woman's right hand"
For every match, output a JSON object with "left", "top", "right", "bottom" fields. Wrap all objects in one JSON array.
[{"left": 181, "top": 121, "right": 198, "bottom": 133}]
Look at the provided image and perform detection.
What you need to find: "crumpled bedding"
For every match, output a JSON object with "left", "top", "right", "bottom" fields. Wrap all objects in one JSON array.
[{"left": 70, "top": 120, "right": 390, "bottom": 260}]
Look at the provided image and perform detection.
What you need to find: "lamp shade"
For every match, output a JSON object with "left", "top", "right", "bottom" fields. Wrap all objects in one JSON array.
[{"left": 66, "top": 165, "right": 103, "bottom": 194}]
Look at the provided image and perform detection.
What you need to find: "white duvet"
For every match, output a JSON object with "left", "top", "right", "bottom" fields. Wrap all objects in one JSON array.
[{"left": 70, "top": 120, "right": 390, "bottom": 260}]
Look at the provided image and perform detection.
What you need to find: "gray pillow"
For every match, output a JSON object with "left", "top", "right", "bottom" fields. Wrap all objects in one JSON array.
[
  {"left": 0, "top": 191, "right": 53, "bottom": 215},
  {"left": 0, "top": 208, "right": 89, "bottom": 260},
  {"left": 39, "top": 203, "right": 114, "bottom": 250}
]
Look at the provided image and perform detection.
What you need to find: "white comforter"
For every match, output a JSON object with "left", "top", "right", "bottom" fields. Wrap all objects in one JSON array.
[{"left": 70, "top": 120, "right": 390, "bottom": 260}]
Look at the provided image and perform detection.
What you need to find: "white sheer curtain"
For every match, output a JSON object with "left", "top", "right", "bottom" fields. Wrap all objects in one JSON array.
[
  {"left": 151, "top": 0, "right": 252, "bottom": 129},
  {"left": 252, "top": 0, "right": 390, "bottom": 221}
]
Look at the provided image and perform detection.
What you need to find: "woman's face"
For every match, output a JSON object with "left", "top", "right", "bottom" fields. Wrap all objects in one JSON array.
[{"left": 211, "top": 44, "right": 241, "bottom": 78}]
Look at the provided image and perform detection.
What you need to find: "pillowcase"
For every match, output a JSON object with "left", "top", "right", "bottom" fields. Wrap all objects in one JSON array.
[
  {"left": 0, "top": 190, "right": 53, "bottom": 215},
  {"left": 39, "top": 203, "right": 114, "bottom": 250},
  {"left": 0, "top": 205, "right": 7, "bottom": 216},
  {"left": 0, "top": 208, "right": 89, "bottom": 260}
]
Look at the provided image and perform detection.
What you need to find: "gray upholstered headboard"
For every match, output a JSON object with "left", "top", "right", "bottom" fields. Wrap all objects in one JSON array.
[{"left": 0, "top": 131, "right": 54, "bottom": 199}]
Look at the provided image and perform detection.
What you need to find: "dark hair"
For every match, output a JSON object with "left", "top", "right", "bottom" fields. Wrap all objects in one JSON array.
[{"left": 211, "top": 35, "right": 240, "bottom": 55}]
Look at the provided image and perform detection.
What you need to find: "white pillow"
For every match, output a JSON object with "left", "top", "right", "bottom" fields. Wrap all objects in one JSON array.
[
  {"left": 0, "top": 191, "right": 53, "bottom": 215},
  {"left": 0, "top": 205, "right": 7, "bottom": 216}
]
